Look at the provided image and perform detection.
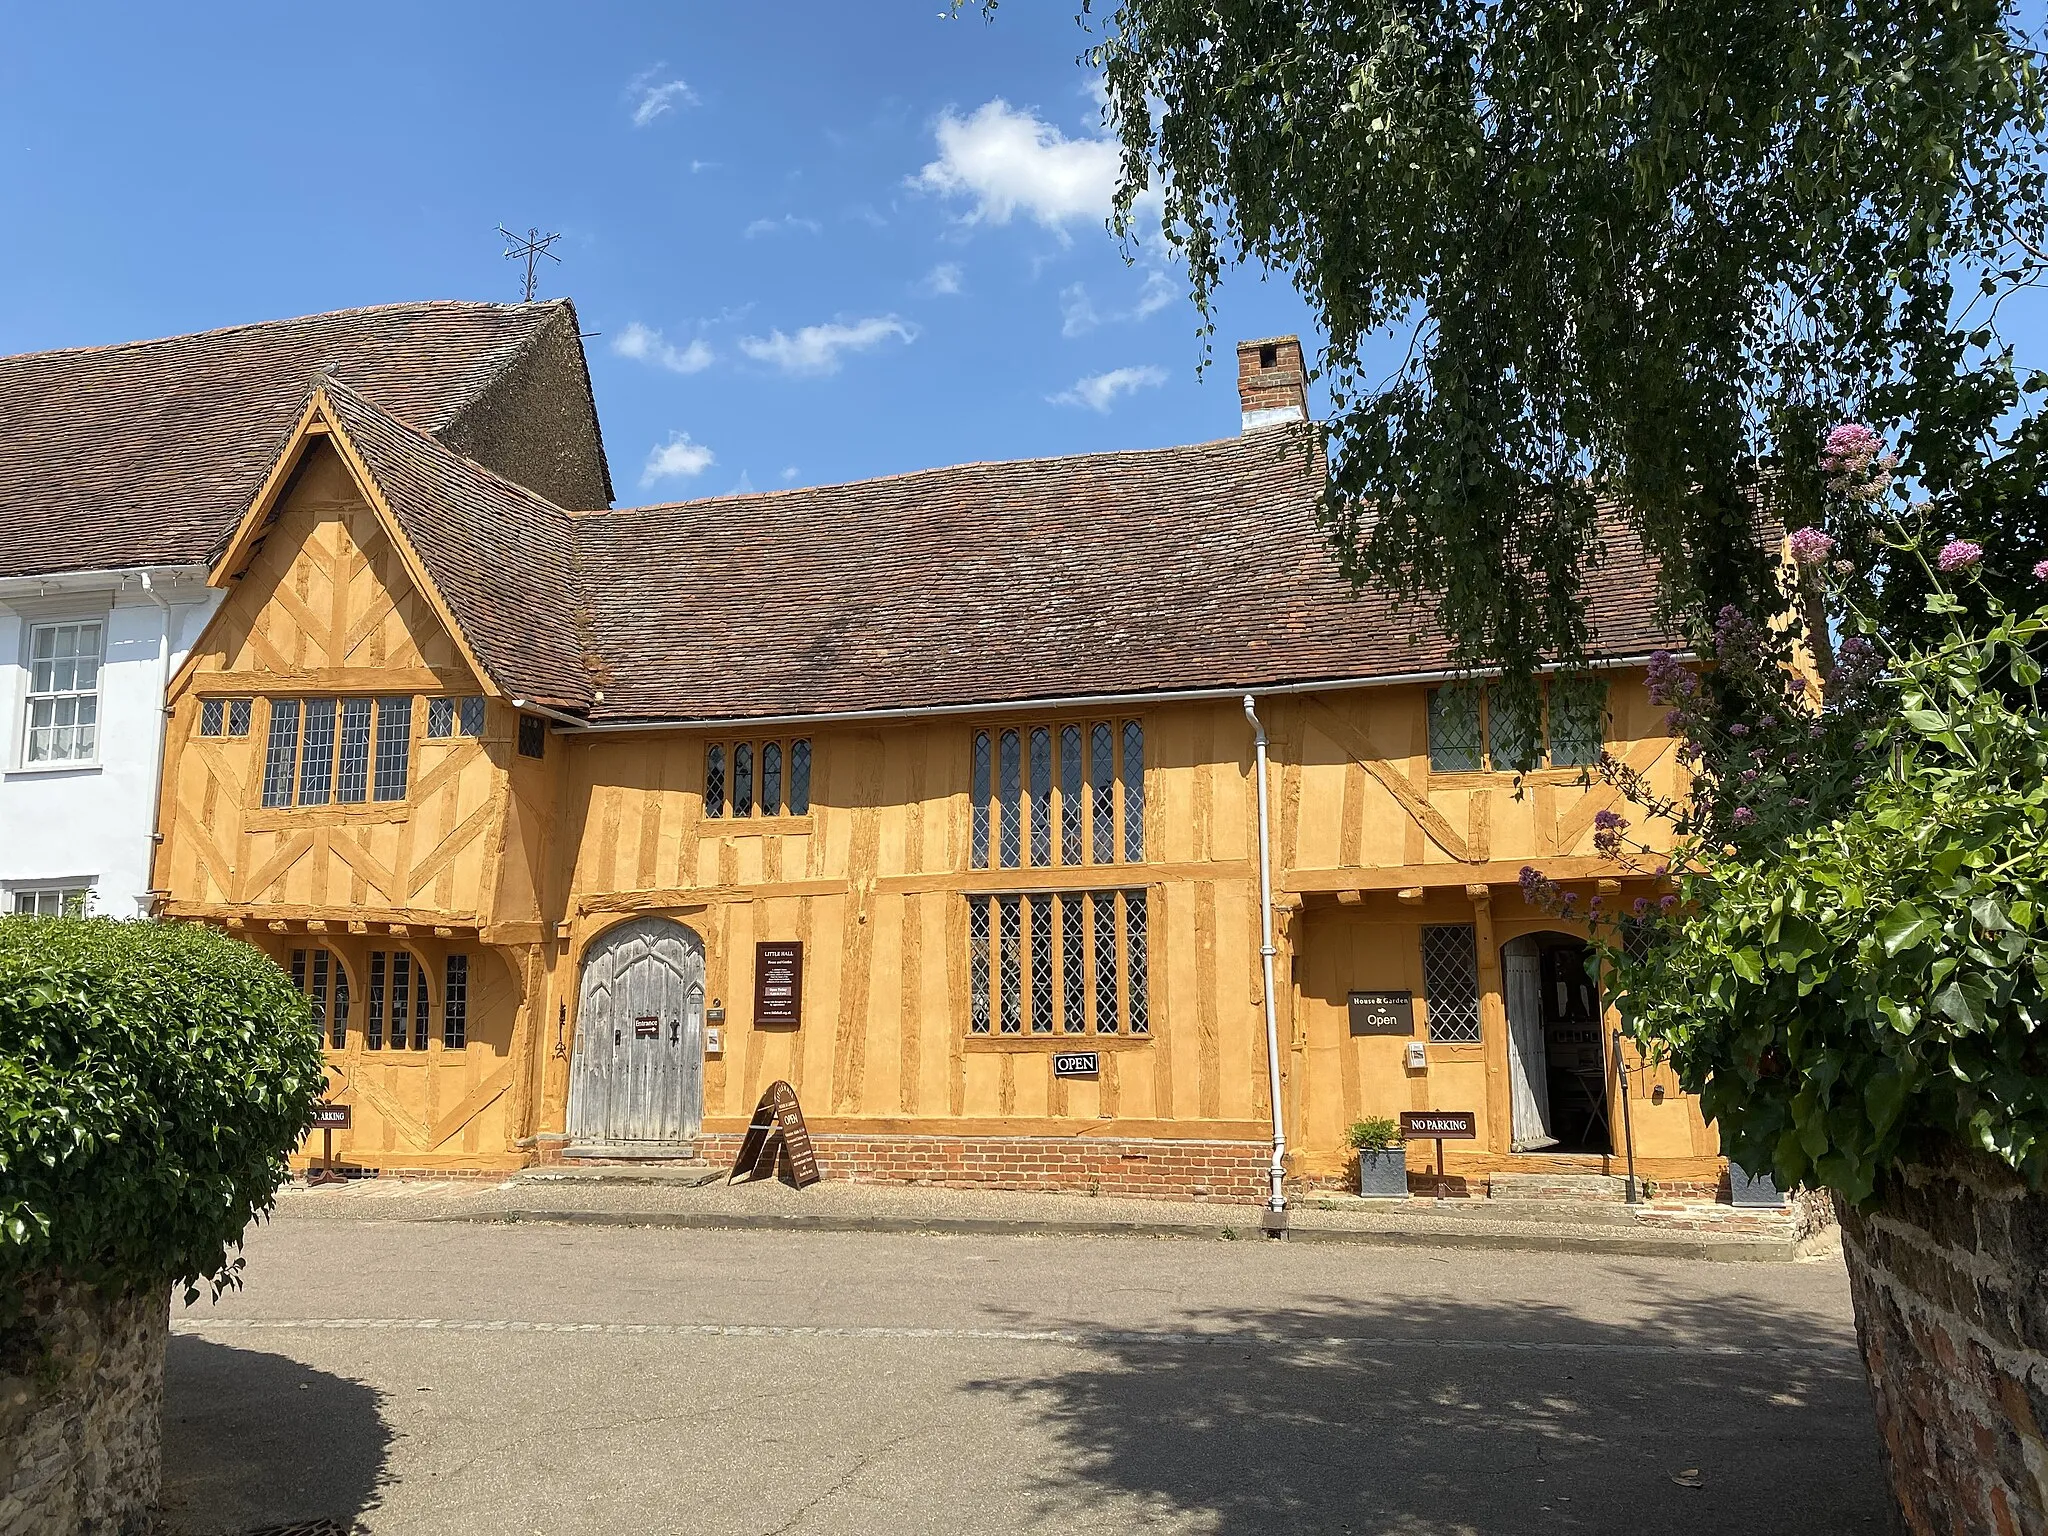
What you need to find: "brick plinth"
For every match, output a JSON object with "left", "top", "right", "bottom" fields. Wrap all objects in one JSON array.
[
  {"left": 1839, "top": 1147, "right": 2048, "bottom": 1534},
  {"left": 698, "top": 1133, "right": 1275, "bottom": 1202}
]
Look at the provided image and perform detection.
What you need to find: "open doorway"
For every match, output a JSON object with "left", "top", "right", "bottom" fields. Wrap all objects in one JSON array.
[{"left": 1501, "top": 933, "right": 1611, "bottom": 1155}]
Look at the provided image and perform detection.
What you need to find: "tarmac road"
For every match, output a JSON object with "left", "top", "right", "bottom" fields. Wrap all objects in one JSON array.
[{"left": 161, "top": 1215, "right": 1889, "bottom": 1535}]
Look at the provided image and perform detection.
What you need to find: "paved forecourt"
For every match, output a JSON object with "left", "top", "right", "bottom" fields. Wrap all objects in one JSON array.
[{"left": 161, "top": 1213, "right": 1890, "bottom": 1535}]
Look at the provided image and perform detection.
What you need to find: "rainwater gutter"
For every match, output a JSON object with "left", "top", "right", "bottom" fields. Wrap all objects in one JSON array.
[{"left": 1242, "top": 694, "right": 1289, "bottom": 1232}]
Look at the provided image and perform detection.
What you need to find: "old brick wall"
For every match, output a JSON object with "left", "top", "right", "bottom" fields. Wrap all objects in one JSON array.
[
  {"left": 1838, "top": 1148, "right": 2048, "bottom": 1534},
  {"left": 697, "top": 1133, "right": 1274, "bottom": 1201},
  {"left": 0, "top": 1275, "right": 167, "bottom": 1536}
]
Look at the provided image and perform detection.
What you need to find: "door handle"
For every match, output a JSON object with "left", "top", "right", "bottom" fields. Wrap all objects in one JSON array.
[
  {"left": 614, "top": 1028, "right": 622, "bottom": 1046},
  {"left": 669, "top": 1020, "right": 680, "bottom": 1045}
]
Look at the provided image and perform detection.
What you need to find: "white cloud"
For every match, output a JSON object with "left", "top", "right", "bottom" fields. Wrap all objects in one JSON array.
[
  {"left": 629, "top": 69, "right": 698, "bottom": 128},
  {"left": 1049, "top": 364, "right": 1168, "bottom": 413},
  {"left": 923, "top": 262, "right": 964, "bottom": 296},
  {"left": 613, "top": 321, "right": 714, "bottom": 376},
  {"left": 914, "top": 99, "right": 1120, "bottom": 229},
  {"left": 781, "top": 466, "right": 800, "bottom": 482},
  {"left": 739, "top": 316, "right": 917, "bottom": 377},
  {"left": 744, "top": 214, "right": 823, "bottom": 239},
  {"left": 641, "top": 433, "right": 715, "bottom": 486},
  {"left": 1059, "top": 283, "right": 1100, "bottom": 338},
  {"left": 1132, "top": 269, "right": 1176, "bottom": 319}
]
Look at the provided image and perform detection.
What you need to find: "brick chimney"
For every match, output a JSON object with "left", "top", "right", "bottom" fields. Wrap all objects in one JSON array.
[{"left": 1236, "top": 335, "right": 1307, "bottom": 432}]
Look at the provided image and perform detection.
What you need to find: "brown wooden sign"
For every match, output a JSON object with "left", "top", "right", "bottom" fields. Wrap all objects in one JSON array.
[
  {"left": 1401, "top": 1110, "right": 1477, "bottom": 1141},
  {"left": 727, "top": 1079, "right": 821, "bottom": 1188},
  {"left": 755, "top": 942, "right": 804, "bottom": 1027},
  {"left": 306, "top": 1101, "right": 352, "bottom": 1187},
  {"left": 310, "top": 1103, "right": 353, "bottom": 1129}
]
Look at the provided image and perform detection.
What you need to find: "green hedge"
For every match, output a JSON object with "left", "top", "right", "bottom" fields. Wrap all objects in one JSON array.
[{"left": 0, "top": 917, "right": 324, "bottom": 1300}]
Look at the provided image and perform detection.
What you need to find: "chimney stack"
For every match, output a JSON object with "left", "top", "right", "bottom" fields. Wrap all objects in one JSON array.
[{"left": 1236, "top": 336, "right": 1307, "bottom": 432}]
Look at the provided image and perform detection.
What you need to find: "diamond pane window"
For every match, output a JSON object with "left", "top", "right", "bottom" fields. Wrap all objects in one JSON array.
[
  {"left": 733, "top": 742, "right": 754, "bottom": 816},
  {"left": 260, "top": 700, "right": 300, "bottom": 808},
  {"left": 372, "top": 697, "right": 411, "bottom": 801},
  {"left": 704, "top": 745, "right": 725, "bottom": 818},
  {"left": 413, "top": 958, "right": 431, "bottom": 1050},
  {"left": 336, "top": 699, "right": 372, "bottom": 803},
  {"left": 1092, "top": 891, "right": 1119, "bottom": 1032},
  {"left": 517, "top": 715, "right": 546, "bottom": 758},
  {"left": 227, "top": 699, "right": 252, "bottom": 737},
  {"left": 1060, "top": 893, "right": 1086, "bottom": 1032},
  {"left": 970, "top": 730, "right": 991, "bottom": 868},
  {"left": 761, "top": 742, "right": 782, "bottom": 815},
  {"left": 389, "top": 951, "right": 411, "bottom": 1051},
  {"left": 200, "top": 699, "right": 225, "bottom": 737},
  {"left": 968, "top": 896, "right": 992, "bottom": 1034},
  {"left": 298, "top": 699, "right": 337, "bottom": 806},
  {"left": 1549, "top": 678, "right": 1607, "bottom": 768},
  {"left": 427, "top": 697, "right": 456, "bottom": 738},
  {"left": 1487, "top": 688, "right": 1539, "bottom": 773},
  {"left": 459, "top": 696, "right": 487, "bottom": 736},
  {"left": 1029, "top": 894, "right": 1054, "bottom": 1033},
  {"left": 1029, "top": 728, "right": 1053, "bottom": 866},
  {"left": 1090, "top": 723, "right": 1115, "bottom": 863},
  {"left": 1121, "top": 721, "right": 1145, "bottom": 862},
  {"left": 1421, "top": 924, "right": 1482, "bottom": 1043},
  {"left": 1059, "top": 725, "right": 1083, "bottom": 865},
  {"left": 998, "top": 730, "right": 1022, "bottom": 869},
  {"left": 331, "top": 961, "right": 349, "bottom": 1049},
  {"left": 1125, "top": 891, "right": 1149, "bottom": 1034},
  {"left": 789, "top": 739, "right": 812, "bottom": 814},
  {"left": 24, "top": 621, "right": 102, "bottom": 764},
  {"left": 1428, "top": 686, "right": 1483, "bottom": 772},
  {"left": 443, "top": 954, "right": 468, "bottom": 1048},
  {"left": 998, "top": 897, "right": 1023, "bottom": 1033}
]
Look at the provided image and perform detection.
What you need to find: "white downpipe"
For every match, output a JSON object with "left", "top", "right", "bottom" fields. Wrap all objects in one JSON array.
[
  {"left": 1243, "top": 695, "right": 1287, "bottom": 1215},
  {"left": 138, "top": 572, "right": 176, "bottom": 915}
]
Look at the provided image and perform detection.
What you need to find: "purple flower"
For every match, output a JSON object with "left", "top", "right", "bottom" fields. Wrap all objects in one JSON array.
[
  {"left": 1731, "top": 807, "right": 1758, "bottom": 828},
  {"left": 1593, "top": 808, "right": 1630, "bottom": 859},
  {"left": 1658, "top": 894, "right": 1679, "bottom": 914},
  {"left": 1821, "top": 423, "right": 1897, "bottom": 503},
  {"left": 1938, "top": 539, "right": 1983, "bottom": 573},
  {"left": 1788, "top": 527, "right": 1836, "bottom": 567},
  {"left": 1788, "top": 797, "right": 1810, "bottom": 809},
  {"left": 1631, "top": 898, "right": 1651, "bottom": 917},
  {"left": 1728, "top": 723, "right": 1750, "bottom": 738},
  {"left": 2034, "top": 559, "right": 2048, "bottom": 582},
  {"left": 1588, "top": 895, "right": 1606, "bottom": 914}
]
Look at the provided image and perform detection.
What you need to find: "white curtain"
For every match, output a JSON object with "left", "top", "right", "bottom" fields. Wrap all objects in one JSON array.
[{"left": 1504, "top": 939, "right": 1558, "bottom": 1151}]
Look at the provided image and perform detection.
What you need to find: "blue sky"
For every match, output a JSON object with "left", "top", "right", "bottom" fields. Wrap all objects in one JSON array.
[{"left": 0, "top": 2, "right": 1323, "bottom": 507}]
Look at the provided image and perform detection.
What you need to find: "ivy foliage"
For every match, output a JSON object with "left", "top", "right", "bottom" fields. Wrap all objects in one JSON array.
[
  {"left": 0, "top": 918, "right": 325, "bottom": 1300},
  {"left": 1081, "top": 0, "right": 2048, "bottom": 700}
]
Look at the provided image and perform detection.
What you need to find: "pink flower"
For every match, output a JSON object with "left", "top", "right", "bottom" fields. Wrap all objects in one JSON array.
[
  {"left": 1821, "top": 422, "right": 1897, "bottom": 503},
  {"left": 1788, "top": 527, "right": 1836, "bottom": 567},
  {"left": 1937, "top": 540, "right": 1983, "bottom": 573},
  {"left": 2034, "top": 560, "right": 2048, "bottom": 582},
  {"left": 1731, "top": 807, "right": 1758, "bottom": 828}
]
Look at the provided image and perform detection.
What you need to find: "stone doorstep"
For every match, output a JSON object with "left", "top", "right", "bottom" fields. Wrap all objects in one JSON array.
[
  {"left": 559, "top": 1143, "right": 702, "bottom": 1162},
  {"left": 1484, "top": 1172, "right": 1631, "bottom": 1202},
  {"left": 521, "top": 1163, "right": 723, "bottom": 1187}
]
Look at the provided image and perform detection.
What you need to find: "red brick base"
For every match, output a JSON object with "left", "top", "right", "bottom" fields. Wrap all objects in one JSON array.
[{"left": 697, "top": 1132, "right": 1275, "bottom": 1202}]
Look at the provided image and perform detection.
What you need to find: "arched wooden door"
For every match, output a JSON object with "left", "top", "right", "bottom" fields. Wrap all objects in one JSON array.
[{"left": 567, "top": 918, "right": 706, "bottom": 1146}]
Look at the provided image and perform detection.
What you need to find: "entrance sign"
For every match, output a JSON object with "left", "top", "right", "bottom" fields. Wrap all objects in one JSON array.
[
  {"left": 1401, "top": 1109, "right": 1478, "bottom": 1199},
  {"left": 1349, "top": 991, "right": 1415, "bottom": 1035},
  {"left": 755, "top": 942, "right": 804, "bottom": 1026},
  {"left": 728, "top": 1079, "right": 821, "bottom": 1187},
  {"left": 1052, "top": 1051, "right": 1100, "bottom": 1078}
]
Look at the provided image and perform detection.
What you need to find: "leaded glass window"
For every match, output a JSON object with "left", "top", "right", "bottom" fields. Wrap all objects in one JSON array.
[
  {"left": 968, "top": 895, "right": 992, "bottom": 1034},
  {"left": 412, "top": 958, "right": 431, "bottom": 1050},
  {"left": 337, "top": 699, "right": 371, "bottom": 802},
  {"left": 705, "top": 745, "right": 725, "bottom": 818},
  {"left": 997, "top": 729, "right": 1022, "bottom": 869},
  {"left": 1029, "top": 727, "right": 1053, "bottom": 866},
  {"left": 388, "top": 951, "right": 411, "bottom": 1051},
  {"left": 201, "top": 698, "right": 225, "bottom": 737},
  {"left": 372, "top": 697, "right": 411, "bottom": 801},
  {"left": 1091, "top": 891, "right": 1121, "bottom": 1032},
  {"left": 733, "top": 742, "right": 754, "bottom": 816},
  {"left": 260, "top": 700, "right": 300, "bottom": 807},
  {"left": 761, "top": 741, "right": 782, "bottom": 815},
  {"left": 1422, "top": 924, "right": 1482, "bottom": 1043},
  {"left": 970, "top": 731, "right": 991, "bottom": 868},
  {"left": 427, "top": 697, "right": 456, "bottom": 738},
  {"left": 1428, "top": 686, "right": 1483, "bottom": 772},
  {"left": 367, "top": 950, "right": 387, "bottom": 1050},
  {"left": 1549, "top": 678, "right": 1608, "bottom": 768},
  {"left": 459, "top": 696, "right": 487, "bottom": 736},
  {"left": 517, "top": 715, "right": 546, "bottom": 758},
  {"left": 1121, "top": 720, "right": 1145, "bottom": 862},
  {"left": 444, "top": 954, "right": 468, "bottom": 1048},
  {"left": 228, "top": 699, "right": 252, "bottom": 737},
  {"left": 1125, "top": 891, "right": 1149, "bottom": 1034},
  {"left": 293, "top": 949, "right": 345, "bottom": 1049},
  {"left": 1029, "top": 894, "right": 1054, "bottom": 1033},
  {"left": 1060, "top": 893, "right": 1086, "bottom": 1032},
  {"left": 790, "top": 739, "right": 812, "bottom": 814},
  {"left": 331, "top": 962, "right": 349, "bottom": 1049},
  {"left": 1090, "top": 723, "right": 1115, "bottom": 863},
  {"left": 1487, "top": 688, "right": 1539, "bottom": 773},
  {"left": 998, "top": 896, "right": 1022, "bottom": 1033},
  {"left": 1059, "top": 725, "right": 1083, "bottom": 865},
  {"left": 298, "top": 699, "right": 336, "bottom": 806}
]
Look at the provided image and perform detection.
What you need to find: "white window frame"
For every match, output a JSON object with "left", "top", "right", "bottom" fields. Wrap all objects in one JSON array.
[
  {"left": 19, "top": 617, "right": 106, "bottom": 769},
  {"left": 7, "top": 880, "right": 97, "bottom": 916}
]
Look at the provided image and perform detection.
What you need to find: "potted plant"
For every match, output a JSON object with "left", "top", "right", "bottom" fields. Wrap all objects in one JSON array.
[{"left": 1347, "top": 1117, "right": 1408, "bottom": 1198}]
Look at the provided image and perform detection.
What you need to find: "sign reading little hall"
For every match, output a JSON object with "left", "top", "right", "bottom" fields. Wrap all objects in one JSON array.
[{"left": 755, "top": 942, "right": 803, "bottom": 1027}]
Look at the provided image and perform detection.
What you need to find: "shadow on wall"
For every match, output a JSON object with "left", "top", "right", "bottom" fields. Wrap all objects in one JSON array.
[
  {"left": 158, "top": 1336, "right": 392, "bottom": 1534},
  {"left": 967, "top": 1281, "right": 1891, "bottom": 1536}
]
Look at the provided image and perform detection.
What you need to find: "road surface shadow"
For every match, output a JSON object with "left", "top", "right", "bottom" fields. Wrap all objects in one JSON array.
[
  {"left": 159, "top": 1335, "right": 393, "bottom": 1534},
  {"left": 970, "top": 1276, "right": 1891, "bottom": 1535}
]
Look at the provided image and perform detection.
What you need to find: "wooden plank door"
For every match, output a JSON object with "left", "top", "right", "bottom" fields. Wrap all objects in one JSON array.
[{"left": 567, "top": 917, "right": 705, "bottom": 1144}]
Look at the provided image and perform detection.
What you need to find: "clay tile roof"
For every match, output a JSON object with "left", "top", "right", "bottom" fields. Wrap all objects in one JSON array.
[
  {"left": 322, "top": 379, "right": 593, "bottom": 711},
  {"left": 0, "top": 300, "right": 576, "bottom": 579},
  {"left": 569, "top": 430, "right": 1680, "bottom": 724}
]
